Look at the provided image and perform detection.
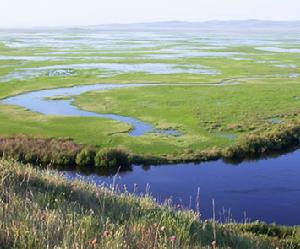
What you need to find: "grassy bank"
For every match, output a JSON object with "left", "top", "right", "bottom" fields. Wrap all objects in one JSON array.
[
  {"left": 223, "top": 121, "right": 300, "bottom": 160},
  {"left": 0, "top": 159, "right": 299, "bottom": 248},
  {"left": 0, "top": 135, "right": 132, "bottom": 170},
  {"left": 2, "top": 115, "right": 300, "bottom": 170}
]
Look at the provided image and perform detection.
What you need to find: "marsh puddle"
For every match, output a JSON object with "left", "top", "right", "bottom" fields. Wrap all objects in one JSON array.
[
  {"left": 289, "top": 74, "right": 300, "bottom": 78},
  {"left": 0, "top": 69, "right": 76, "bottom": 82},
  {"left": 0, "top": 55, "right": 66, "bottom": 61},
  {"left": 267, "top": 118, "right": 283, "bottom": 124},
  {"left": 33, "top": 63, "right": 217, "bottom": 75},
  {"left": 142, "top": 51, "right": 244, "bottom": 59},
  {"left": 254, "top": 61, "right": 298, "bottom": 69},
  {"left": 1, "top": 63, "right": 218, "bottom": 82},
  {"left": 274, "top": 64, "right": 297, "bottom": 69},
  {"left": 2, "top": 84, "right": 180, "bottom": 136},
  {"left": 256, "top": 47, "right": 300, "bottom": 53},
  {"left": 0, "top": 55, "right": 123, "bottom": 62},
  {"left": 64, "top": 149, "right": 300, "bottom": 225}
]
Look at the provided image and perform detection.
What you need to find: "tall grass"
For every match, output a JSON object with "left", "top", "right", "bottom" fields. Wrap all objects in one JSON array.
[
  {"left": 0, "top": 135, "right": 132, "bottom": 170},
  {"left": 223, "top": 121, "right": 300, "bottom": 159},
  {"left": 0, "top": 135, "right": 82, "bottom": 168},
  {"left": 1, "top": 159, "right": 298, "bottom": 248}
]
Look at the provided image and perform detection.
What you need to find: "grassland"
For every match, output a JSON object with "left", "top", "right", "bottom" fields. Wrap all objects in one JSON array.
[
  {"left": 0, "top": 33, "right": 300, "bottom": 159},
  {"left": 73, "top": 83, "right": 300, "bottom": 155},
  {"left": 1, "top": 30, "right": 300, "bottom": 248},
  {"left": 1, "top": 159, "right": 299, "bottom": 249}
]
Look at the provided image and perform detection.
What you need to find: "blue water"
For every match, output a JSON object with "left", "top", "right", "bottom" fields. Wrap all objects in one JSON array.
[{"left": 64, "top": 149, "right": 300, "bottom": 225}]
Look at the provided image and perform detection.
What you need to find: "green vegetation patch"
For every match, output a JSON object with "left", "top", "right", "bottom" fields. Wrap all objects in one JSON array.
[
  {"left": 43, "top": 95, "right": 73, "bottom": 101},
  {"left": 73, "top": 83, "right": 300, "bottom": 155}
]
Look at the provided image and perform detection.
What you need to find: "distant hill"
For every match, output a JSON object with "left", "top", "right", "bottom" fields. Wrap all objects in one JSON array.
[
  {"left": 1, "top": 20, "right": 299, "bottom": 32},
  {"left": 86, "top": 20, "right": 300, "bottom": 31}
]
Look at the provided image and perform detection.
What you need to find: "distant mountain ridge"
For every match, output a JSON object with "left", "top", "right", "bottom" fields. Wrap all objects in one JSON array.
[
  {"left": 86, "top": 20, "right": 300, "bottom": 31},
  {"left": 1, "top": 20, "right": 299, "bottom": 32}
]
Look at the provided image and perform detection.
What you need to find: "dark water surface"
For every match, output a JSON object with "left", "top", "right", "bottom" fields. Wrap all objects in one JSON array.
[{"left": 64, "top": 150, "right": 300, "bottom": 225}]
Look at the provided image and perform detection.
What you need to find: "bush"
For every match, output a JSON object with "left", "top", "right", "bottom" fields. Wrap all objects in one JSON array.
[
  {"left": 0, "top": 135, "right": 81, "bottom": 168},
  {"left": 0, "top": 135, "right": 133, "bottom": 170},
  {"left": 75, "top": 146, "right": 96, "bottom": 168},
  {"left": 223, "top": 121, "right": 300, "bottom": 159},
  {"left": 95, "top": 147, "right": 131, "bottom": 168}
]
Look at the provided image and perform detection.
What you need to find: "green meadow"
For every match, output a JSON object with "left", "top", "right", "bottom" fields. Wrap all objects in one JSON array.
[{"left": 0, "top": 33, "right": 300, "bottom": 158}]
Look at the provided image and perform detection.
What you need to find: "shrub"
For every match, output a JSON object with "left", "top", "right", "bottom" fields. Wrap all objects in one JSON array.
[
  {"left": 0, "top": 135, "right": 133, "bottom": 170},
  {"left": 95, "top": 147, "right": 131, "bottom": 168},
  {"left": 75, "top": 146, "right": 96, "bottom": 168},
  {"left": 0, "top": 135, "right": 81, "bottom": 168},
  {"left": 223, "top": 121, "right": 300, "bottom": 159}
]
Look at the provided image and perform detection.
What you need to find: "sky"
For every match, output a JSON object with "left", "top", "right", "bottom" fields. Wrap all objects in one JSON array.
[{"left": 1, "top": 0, "right": 300, "bottom": 28}]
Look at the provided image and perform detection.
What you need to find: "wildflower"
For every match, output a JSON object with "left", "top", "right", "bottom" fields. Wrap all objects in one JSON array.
[
  {"left": 169, "top": 235, "right": 176, "bottom": 241},
  {"left": 41, "top": 212, "right": 46, "bottom": 221},
  {"left": 90, "top": 238, "right": 97, "bottom": 246},
  {"left": 103, "top": 230, "right": 110, "bottom": 237},
  {"left": 212, "top": 240, "right": 217, "bottom": 249},
  {"left": 160, "top": 226, "right": 166, "bottom": 232}
]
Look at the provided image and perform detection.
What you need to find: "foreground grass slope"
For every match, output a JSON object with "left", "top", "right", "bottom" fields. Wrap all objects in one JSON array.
[{"left": 0, "top": 159, "right": 299, "bottom": 249}]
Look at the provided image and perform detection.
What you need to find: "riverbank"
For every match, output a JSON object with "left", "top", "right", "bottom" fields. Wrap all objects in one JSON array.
[
  {"left": 0, "top": 159, "right": 299, "bottom": 248},
  {"left": 2, "top": 116, "right": 300, "bottom": 170}
]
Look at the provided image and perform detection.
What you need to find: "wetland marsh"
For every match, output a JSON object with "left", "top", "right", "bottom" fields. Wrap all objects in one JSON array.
[{"left": 1, "top": 26, "right": 300, "bottom": 226}]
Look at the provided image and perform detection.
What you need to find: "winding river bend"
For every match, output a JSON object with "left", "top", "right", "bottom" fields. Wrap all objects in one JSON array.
[
  {"left": 3, "top": 83, "right": 300, "bottom": 225},
  {"left": 2, "top": 82, "right": 238, "bottom": 135},
  {"left": 2, "top": 83, "right": 180, "bottom": 136}
]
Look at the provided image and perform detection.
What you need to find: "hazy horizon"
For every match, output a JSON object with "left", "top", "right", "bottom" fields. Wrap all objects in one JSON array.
[
  {"left": 1, "top": 19, "right": 300, "bottom": 30},
  {"left": 1, "top": 0, "right": 300, "bottom": 28}
]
